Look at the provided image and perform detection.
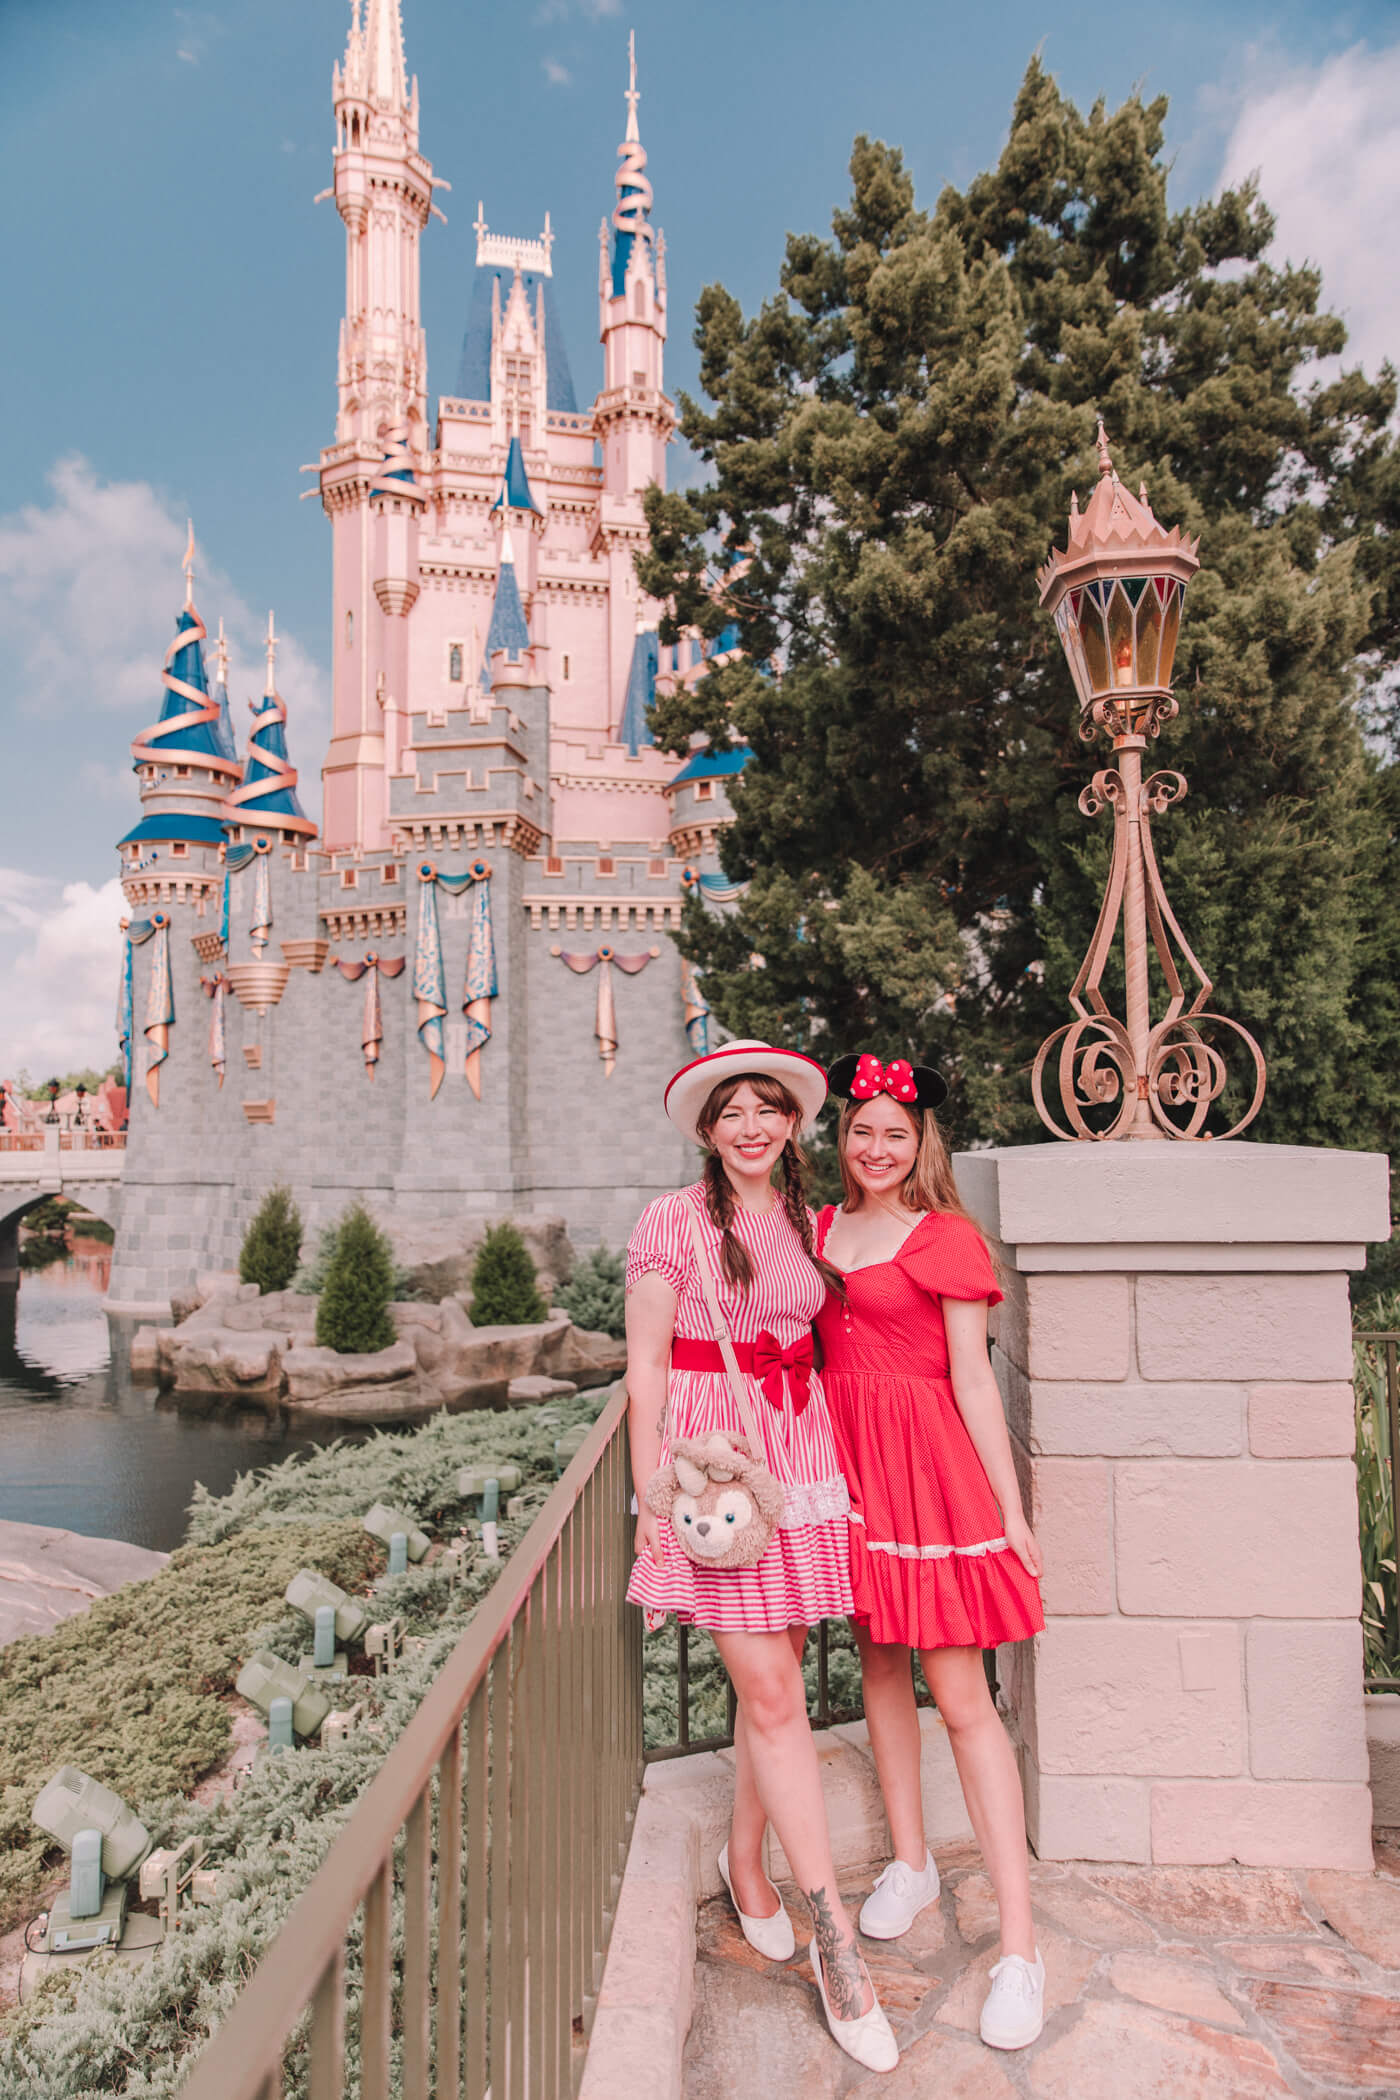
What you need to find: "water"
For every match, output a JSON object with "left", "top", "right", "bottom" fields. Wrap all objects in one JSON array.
[{"left": 0, "top": 1243, "right": 342, "bottom": 1552}]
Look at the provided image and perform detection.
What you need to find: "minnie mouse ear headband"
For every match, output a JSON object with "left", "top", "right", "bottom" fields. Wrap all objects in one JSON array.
[
  {"left": 664, "top": 1039, "right": 830, "bottom": 1146},
  {"left": 827, "top": 1052, "right": 948, "bottom": 1112}
]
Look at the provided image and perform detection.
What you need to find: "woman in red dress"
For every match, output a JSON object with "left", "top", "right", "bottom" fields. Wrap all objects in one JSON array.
[{"left": 815, "top": 1053, "right": 1047, "bottom": 2052}]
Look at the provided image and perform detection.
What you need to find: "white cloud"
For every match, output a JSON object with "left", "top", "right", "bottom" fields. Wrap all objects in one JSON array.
[
  {"left": 0, "top": 455, "right": 329, "bottom": 810},
  {"left": 0, "top": 874, "right": 127, "bottom": 1079},
  {"left": 1221, "top": 41, "right": 1400, "bottom": 379},
  {"left": 543, "top": 57, "right": 571, "bottom": 86}
]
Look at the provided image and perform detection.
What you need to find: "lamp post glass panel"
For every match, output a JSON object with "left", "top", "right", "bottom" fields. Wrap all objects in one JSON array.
[{"left": 1033, "top": 424, "right": 1266, "bottom": 1142}]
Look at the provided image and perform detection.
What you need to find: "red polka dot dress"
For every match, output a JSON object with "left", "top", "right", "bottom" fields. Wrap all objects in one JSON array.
[
  {"left": 625, "top": 1183, "right": 854, "bottom": 1634},
  {"left": 815, "top": 1207, "right": 1044, "bottom": 1651}
]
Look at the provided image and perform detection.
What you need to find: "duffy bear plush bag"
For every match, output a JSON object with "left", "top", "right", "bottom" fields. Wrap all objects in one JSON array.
[{"left": 644, "top": 1207, "right": 786, "bottom": 1571}]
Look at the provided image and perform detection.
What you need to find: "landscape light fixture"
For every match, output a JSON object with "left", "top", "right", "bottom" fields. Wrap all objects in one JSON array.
[
  {"left": 1032, "top": 423, "right": 1266, "bottom": 1141},
  {"left": 31, "top": 1767, "right": 152, "bottom": 1953}
]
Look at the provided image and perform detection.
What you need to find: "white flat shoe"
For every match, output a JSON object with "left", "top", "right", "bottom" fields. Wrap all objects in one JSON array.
[
  {"left": 979, "top": 1946, "right": 1045, "bottom": 2050},
  {"left": 859, "top": 1848, "right": 941, "bottom": 1940},
  {"left": 809, "top": 1940, "right": 899, "bottom": 2073},
  {"left": 718, "top": 1844, "right": 796, "bottom": 1961}
]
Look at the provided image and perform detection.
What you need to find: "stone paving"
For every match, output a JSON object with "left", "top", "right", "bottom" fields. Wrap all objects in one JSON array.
[{"left": 683, "top": 1831, "right": 1400, "bottom": 2099}]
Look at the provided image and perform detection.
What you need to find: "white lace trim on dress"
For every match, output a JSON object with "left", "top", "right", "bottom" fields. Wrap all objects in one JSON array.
[
  {"left": 780, "top": 1475, "right": 851, "bottom": 1529},
  {"left": 850, "top": 1510, "right": 1008, "bottom": 1560}
]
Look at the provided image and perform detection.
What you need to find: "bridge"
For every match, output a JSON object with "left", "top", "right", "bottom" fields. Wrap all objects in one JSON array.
[{"left": 0, "top": 1133, "right": 124, "bottom": 1283}]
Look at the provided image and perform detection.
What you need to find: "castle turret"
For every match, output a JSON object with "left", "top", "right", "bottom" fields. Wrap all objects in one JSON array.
[
  {"left": 321, "top": 0, "right": 440, "bottom": 853},
  {"left": 597, "top": 34, "right": 671, "bottom": 498},
  {"left": 120, "top": 524, "right": 242, "bottom": 870},
  {"left": 483, "top": 520, "right": 533, "bottom": 694},
  {"left": 222, "top": 615, "right": 318, "bottom": 844}
]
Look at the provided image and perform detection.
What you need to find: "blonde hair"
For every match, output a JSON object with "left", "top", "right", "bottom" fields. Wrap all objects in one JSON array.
[{"left": 837, "top": 1097, "right": 981, "bottom": 1236}]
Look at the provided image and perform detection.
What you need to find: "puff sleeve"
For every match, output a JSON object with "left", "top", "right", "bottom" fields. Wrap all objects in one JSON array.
[
  {"left": 625, "top": 1192, "right": 695, "bottom": 1298},
  {"left": 896, "top": 1212, "right": 1003, "bottom": 1307}
]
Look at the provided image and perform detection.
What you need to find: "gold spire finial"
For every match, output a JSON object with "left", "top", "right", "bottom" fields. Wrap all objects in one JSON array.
[
  {"left": 1096, "top": 418, "right": 1114, "bottom": 479},
  {"left": 624, "top": 29, "right": 640, "bottom": 141},
  {"left": 264, "top": 611, "right": 278, "bottom": 696},
  {"left": 182, "top": 520, "right": 196, "bottom": 609},
  {"left": 214, "top": 615, "right": 229, "bottom": 687}
]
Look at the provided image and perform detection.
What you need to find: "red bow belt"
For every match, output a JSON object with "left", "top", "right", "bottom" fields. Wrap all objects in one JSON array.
[
  {"left": 850, "top": 1054, "right": 917, "bottom": 1101},
  {"left": 671, "top": 1331, "right": 813, "bottom": 1414}
]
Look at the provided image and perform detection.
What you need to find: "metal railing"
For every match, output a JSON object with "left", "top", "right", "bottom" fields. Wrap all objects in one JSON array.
[
  {"left": 1356, "top": 1329, "right": 1400, "bottom": 1695},
  {"left": 178, "top": 1384, "right": 642, "bottom": 2100}
]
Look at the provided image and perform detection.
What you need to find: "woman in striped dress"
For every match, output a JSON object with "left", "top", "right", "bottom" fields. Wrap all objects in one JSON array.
[{"left": 626, "top": 1041, "right": 899, "bottom": 2075}]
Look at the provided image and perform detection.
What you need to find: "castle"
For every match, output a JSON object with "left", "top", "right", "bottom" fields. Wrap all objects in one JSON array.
[{"left": 108, "top": 3, "right": 741, "bottom": 1313}]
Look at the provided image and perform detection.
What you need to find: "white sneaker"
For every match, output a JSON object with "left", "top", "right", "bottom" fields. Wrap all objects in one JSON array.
[
  {"left": 809, "top": 1941, "right": 899, "bottom": 2073},
  {"left": 858, "top": 1849, "right": 941, "bottom": 1940},
  {"left": 979, "top": 1947, "right": 1045, "bottom": 2050},
  {"left": 718, "top": 1844, "right": 796, "bottom": 1962}
]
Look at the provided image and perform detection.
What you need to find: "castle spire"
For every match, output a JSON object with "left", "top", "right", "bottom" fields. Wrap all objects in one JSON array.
[
  {"left": 222, "top": 613, "right": 318, "bottom": 840},
  {"left": 481, "top": 534, "right": 531, "bottom": 694},
  {"left": 597, "top": 31, "right": 671, "bottom": 493},
  {"left": 610, "top": 30, "right": 654, "bottom": 292},
  {"left": 118, "top": 536, "right": 242, "bottom": 862}
]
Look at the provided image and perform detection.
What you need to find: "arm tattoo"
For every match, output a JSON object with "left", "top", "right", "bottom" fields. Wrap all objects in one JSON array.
[
  {"left": 806, "top": 1883, "right": 865, "bottom": 2020},
  {"left": 654, "top": 1404, "right": 668, "bottom": 1438}
]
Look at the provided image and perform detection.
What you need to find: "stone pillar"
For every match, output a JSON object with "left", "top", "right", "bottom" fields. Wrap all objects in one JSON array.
[{"left": 956, "top": 1141, "right": 1389, "bottom": 1872}]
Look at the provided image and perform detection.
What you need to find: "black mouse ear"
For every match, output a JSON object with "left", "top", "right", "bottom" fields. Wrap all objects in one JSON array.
[
  {"left": 911, "top": 1064, "right": 949, "bottom": 1110},
  {"left": 825, "top": 1053, "right": 862, "bottom": 1098}
]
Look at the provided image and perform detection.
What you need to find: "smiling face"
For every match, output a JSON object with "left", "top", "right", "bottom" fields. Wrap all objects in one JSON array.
[
  {"left": 699, "top": 1076, "right": 798, "bottom": 1189},
  {"left": 842, "top": 1097, "right": 922, "bottom": 1205}
]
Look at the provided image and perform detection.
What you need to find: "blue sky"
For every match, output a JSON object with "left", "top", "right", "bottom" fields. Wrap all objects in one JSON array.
[{"left": 2, "top": 0, "right": 1397, "bottom": 1073}]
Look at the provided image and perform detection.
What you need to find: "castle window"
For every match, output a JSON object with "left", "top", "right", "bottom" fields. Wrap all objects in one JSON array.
[
  {"left": 649, "top": 858, "right": 666, "bottom": 877},
  {"left": 632, "top": 371, "right": 646, "bottom": 388},
  {"left": 381, "top": 864, "right": 400, "bottom": 884},
  {"left": 175, "top": 765, "right": 190, "bottom": 779},
  {"left": 546, "top": 855, "right": 563, "bottom": 876},
  {"left": 597, "top": 856, "right": 615, "bottom": 877},
  {"left": 345, "top": 610, "right": 354, "bottom": 648},
  {"left": 171, "top": 842, "right": 189, "bottom": 859},
  {"left": 340, "top": 868, "right": 358, "bottom": 889},
  {"left": 695, "top": 780, "right": 715, "bottom": 802},
  {"left": 633, "top": 280, "right": 645, "bottom": 318},
  {"left": 448, "top": 644, "right": 463, "bottom": 681},
  {"left": 562, "top": 654, "right": 570, "bottom": 681}
]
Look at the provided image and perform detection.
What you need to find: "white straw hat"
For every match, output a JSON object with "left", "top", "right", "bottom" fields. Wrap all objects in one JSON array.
[{"left": 663, "top": 1039, "right": 829, "bottom": 1146}]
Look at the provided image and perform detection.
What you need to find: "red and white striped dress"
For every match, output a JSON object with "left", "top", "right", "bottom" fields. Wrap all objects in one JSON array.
[{"left": 625, "top": 1183, "right": 853, "bottom": 1633}]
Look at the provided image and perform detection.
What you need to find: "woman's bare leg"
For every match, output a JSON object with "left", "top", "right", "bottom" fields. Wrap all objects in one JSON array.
[
  {"left": 714, "top": 1625, "right": 873, "bottom": 2017},
  {"left": 852, "top": 1620, "right": 928, "bottom": 1868},
  {"left": 921, "top": 1645, "right": 1034, "bottom": 1959},
  {"left": 728, "top": 1624, "right": 807, "bottom": 1918}
]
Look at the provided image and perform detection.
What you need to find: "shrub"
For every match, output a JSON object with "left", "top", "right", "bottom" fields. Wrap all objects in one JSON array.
[
  {"left": 556, "top": 1245, "right": 625, "bottom": 1338},
  {"left": 315, "top": 1203, "right": 397, "bottom": 1354},
  {"left": 469, "top": 1223, "right": 548, "bottom": 1326},
  {"left": 293, "top": 1218, "right": 416, "bottom": 1300},
  {"left": 238, "top": 1186, "right": 303, "bottom": 1294}
]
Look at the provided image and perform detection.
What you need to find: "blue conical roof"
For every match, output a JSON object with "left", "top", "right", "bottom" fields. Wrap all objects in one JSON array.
[
  {"left": 137, "top": 610, "right": 227, "bottom": 767},
  {"left": 490, "top": 436, "right": 541, "bottom": 516},
  {"left": 480, "top": 546, "right": 531, "bottom": 689}
]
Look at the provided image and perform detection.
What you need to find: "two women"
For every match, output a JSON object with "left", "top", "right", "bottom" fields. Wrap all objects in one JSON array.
[{"left": 625, "top": 1040, "right": 1044, "bottom": 2073}]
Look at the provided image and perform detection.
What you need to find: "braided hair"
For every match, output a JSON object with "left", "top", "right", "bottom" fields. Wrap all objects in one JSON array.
[{"left": 695, "top": 1073, "right": 843, "bottom": 1296}]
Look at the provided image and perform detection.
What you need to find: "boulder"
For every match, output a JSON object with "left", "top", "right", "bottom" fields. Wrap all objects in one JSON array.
[
  {"left": 129, "top": 1325, "right": 162, "bottom": 1378},
  {"left": 420, "top": 1311, "right": 624, "bottom": 1406},
  {"left": 507, "top": 1374, "right": 579, "bottom": 1405},
  {"left": 393, "top": 1214, "right": 576, "bottom": 1305},
  {"left": 282, "top": 1340, "right": 419, "bottom": 1405},
  {"left": 169, "top": 1327, "right": 283, "bottom": 1399}
]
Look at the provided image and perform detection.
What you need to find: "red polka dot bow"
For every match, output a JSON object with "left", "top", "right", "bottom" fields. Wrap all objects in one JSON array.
[{"left": 849, "top": 1055, "right": 918, "bottom": 1102}]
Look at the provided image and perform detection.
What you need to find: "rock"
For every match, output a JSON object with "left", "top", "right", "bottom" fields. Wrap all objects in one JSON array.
[
  {"left": 393, "top": 1213, "right": 576, "bottom": 1305},
  {"left": 283, "top": 1340, "right": 419, "bottom": 1404},
  {"left": 237, "top": 1282, "right": 261, "bottom": 1302},
  {"left": 196, "top": 1269, "right": 240, "bottom": 1305},
  {"left": 0, "top": 1519, "right": 168, "bottom": 1647},
  {"left": 419, "top": 1311, "right": 624, "bottom": 1405},
  {"left": 1239, "top": 1978, "right": 1400, "bottom": 2091},
  {"left": 1305, "top": 1870, "right": 1400, "bottom": 1969},
  {"left": 1026, "top": 1998, "right": 1292, "bottom": 2099},
  {"left": 129, "top": 1325, "right": 162, "bottom": 1377},
  {"left": 169, "top": 1283, "right": 204, "bottom": 1325},
  {"left": 937, "top": 1923, "right": 1097, "bottom": 2035},
  {"left": 507, "top": 1374, "right": 578, "bottom": 1404},
  {"left": 549, "top": 1322, "right": 626, "bottom": 1387},
  {"left": 1082, "top": 1867, "right": 1313, "bottom": 1941},
  {"left": 169, "top": 1328, "right": 282, "bottom": 1397},
  {"left": 223, "top": 1302, "right": 266, "bottom": 1332},
  {"left": 1108, "top": 1951, "right": 1246, "bottom": 2030}
]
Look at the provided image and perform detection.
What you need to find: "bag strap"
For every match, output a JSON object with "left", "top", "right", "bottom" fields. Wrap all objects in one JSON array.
[{"left": 685, "top": 1202, "right": 771, "bottom": 1460}]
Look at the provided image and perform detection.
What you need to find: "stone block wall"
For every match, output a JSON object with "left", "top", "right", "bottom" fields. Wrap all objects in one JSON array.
[{"left": 959, "top": 1142, "right": 1389, "bottom": 1873}]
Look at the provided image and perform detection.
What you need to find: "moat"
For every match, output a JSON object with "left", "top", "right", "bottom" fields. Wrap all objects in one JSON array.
[{"left": 0, "top": 1242, "right": 337, "bottom": 1552}]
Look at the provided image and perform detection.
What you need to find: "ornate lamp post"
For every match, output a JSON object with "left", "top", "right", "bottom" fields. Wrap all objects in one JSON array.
[
  {"left": 44, "top": 1079, "right": 61, "bottom": 1127},
  {"left": 1032, "top": 425, "right": 1265, "bottom": 1141}
]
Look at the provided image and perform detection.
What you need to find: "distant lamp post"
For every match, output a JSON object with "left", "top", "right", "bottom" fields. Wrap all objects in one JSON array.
[
  {"left": 74, "top": 1084, "right": 87, "bottom": 1129},
  {"left": 1032, "top": 423, "right": 1265, "bottom": 1142},
  {"left": 45, "top": 1079, "right": 61, "bottom": 1127}
]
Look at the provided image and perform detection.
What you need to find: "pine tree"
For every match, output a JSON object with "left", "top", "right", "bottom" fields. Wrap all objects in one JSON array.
[
  {"left": 470, "top": 1224, "right": 549, "bottom": 1327},
  {"left": 557, "top": 1246, "right": 626, "bottom": 1338},
  {"left": 637, "top": 63, "right": 1400, "bottom": 1152},
  {"left": 315, "top": 1203, "right": 397, "bottom": 1354},
  {"left": 238, "top": 1185, "right": 303, "bottom": 1295}
]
